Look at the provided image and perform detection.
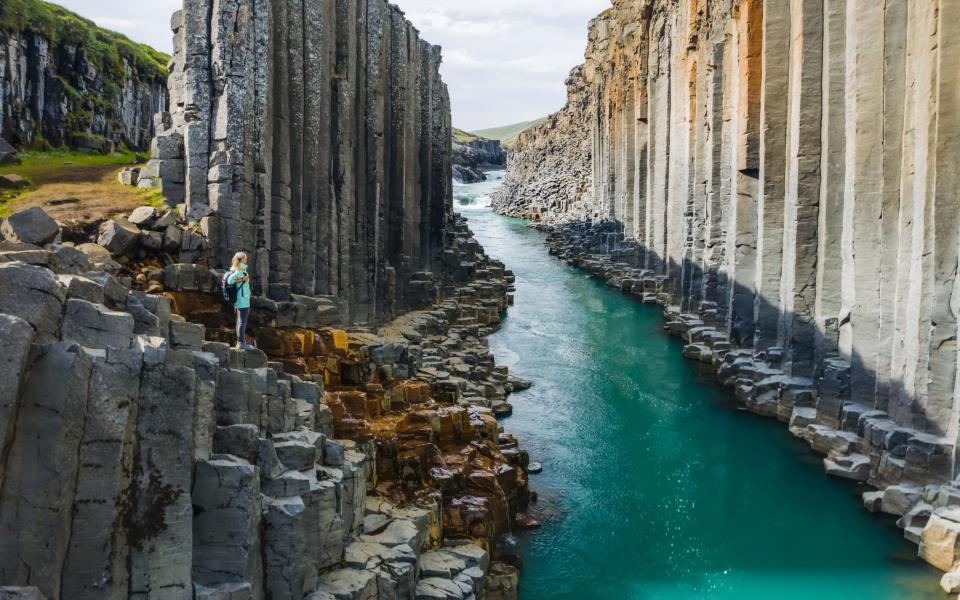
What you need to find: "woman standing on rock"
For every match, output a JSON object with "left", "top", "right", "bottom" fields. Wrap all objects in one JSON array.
[{"left": 226, "top": 251, "right": 254, "bottom": 350}]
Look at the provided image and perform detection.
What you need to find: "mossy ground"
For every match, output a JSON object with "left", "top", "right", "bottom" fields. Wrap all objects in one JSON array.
[{"left": 0, "top": 149, "right": 161, "bottom": 221}]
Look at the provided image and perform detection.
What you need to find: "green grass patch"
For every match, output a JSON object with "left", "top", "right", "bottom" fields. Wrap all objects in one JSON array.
[
  {"left": 134, "top": 184, "right": 167, "bottom": 211},
  {"left": 4, "top": 148, "right": 140, "bottom": 182},
  {"left": 471, "top": 118, "right": 547, "bottom": 149},
  {"left": 453, "top": 128, "right": 483, "bottom": 144}
]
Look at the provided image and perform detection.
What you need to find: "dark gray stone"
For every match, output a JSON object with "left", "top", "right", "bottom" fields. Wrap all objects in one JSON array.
[
  {"left": 0, "top": 207, "right": 58, "bottom": 246},
  {"left": 61, "top": 298, "right": 135, "bottom": 349},
  {"left": 97, "top": 219, "right": 141, "bottom": 256},
  {"left": 0, "top": 261, "right": 66, "bottom": 342}
]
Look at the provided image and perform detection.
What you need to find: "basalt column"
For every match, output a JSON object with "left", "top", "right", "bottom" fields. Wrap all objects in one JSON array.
[
  {"left": 153, "top": 0, "right": 454, "bottom": 324},
  {"left": 497, "top": 0, "right": 960, "bottom": 485}
]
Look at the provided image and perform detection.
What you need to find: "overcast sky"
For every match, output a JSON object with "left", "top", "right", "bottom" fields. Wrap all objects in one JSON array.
[{"left": 54, "top": 0, "right": 610, "bottom": 131}]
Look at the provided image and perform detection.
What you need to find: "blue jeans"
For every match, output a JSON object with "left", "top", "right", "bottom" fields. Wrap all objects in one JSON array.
[{"left": 236, "top": 307, "right": 250, "bottom": 346}]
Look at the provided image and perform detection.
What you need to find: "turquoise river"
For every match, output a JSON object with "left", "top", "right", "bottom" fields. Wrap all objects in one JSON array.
[{"left": 454, "top": 172, "right": 942, "bottom": 600}]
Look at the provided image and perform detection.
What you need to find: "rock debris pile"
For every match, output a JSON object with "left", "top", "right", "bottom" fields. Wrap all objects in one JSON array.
[{"left": 0, "top": 200, "right": 530, "bottom": 600}]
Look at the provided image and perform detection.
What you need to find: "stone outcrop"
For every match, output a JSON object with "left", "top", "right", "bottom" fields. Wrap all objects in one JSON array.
[
  {"left": 0, "top": 1, "right": 167, "bottom": 151},
  {"left": 0, "top": 201, "right": 527, "bottom": 599},
  {"left": 452, "top": 134, "right": 506, "bottom": 184},
  {"left": 496, "top": 0, "right": 960, "bottom": 575},
  {"left": 149, "top": 0, "right": 456, "bottom": 325}
]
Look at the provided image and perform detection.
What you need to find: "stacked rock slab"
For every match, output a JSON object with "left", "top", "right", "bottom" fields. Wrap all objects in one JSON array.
[
  {"left": 497, "top": 0, "right": 960, "bottom": 577},
  {"left": 149, "top": 0, "right": 454, "bottom": 325},
  {"left": 0, "top": 200, "right": 525, "bottom": 599}
]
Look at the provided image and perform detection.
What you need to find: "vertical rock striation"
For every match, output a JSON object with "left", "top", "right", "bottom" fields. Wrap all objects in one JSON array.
[
  {"left": 497, "top": 0, "right": 960, "bottom": 569},
  {"left": 151, "top": 0, "right": 455, "bottom": 325},
  {"left": 0, "top": 1, "right": 168, "bottom": 152}
]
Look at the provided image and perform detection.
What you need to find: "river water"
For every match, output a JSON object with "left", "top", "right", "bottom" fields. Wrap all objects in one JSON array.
[{"left": 454, "top": 172, "right": 941, "bottom": 600}]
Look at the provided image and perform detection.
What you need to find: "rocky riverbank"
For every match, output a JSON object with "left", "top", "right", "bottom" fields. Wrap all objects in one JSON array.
[
  {"left": 541, "top": 219, "right": 960, "bottom": 593},
  {"left": 452, "top": 134, "right": 506, "bottom": 184},
  {"left": 493, "top": 0, "right": 960, "bottom": 591},
  {"left": 0, "top": 201, "right": 531, "bottom": 600}
]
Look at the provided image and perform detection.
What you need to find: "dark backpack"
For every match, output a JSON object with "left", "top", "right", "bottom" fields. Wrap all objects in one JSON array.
[{"left": 221, "top": 272, "right": 239, "bottom": 306}]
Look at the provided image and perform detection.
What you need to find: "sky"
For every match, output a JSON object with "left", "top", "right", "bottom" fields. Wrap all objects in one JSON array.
[{"left": 54, "top": 0, "right": 611, "bottom": 131}]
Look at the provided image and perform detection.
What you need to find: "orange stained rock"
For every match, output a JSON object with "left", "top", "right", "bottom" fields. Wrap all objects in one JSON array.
[
  {"left": 164, "top": 291, "right": 228, "bottom": 325},
  {"left": 328, "top": 329, "right": 350, "bottom": 353}
]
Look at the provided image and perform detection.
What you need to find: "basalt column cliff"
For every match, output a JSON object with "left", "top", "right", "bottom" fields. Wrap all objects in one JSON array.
[
  {"left": 152, "top": 0, "right": 453, "bottom": 324},
  {"left": 0, "top": 1, "right": 529, "bottom": 599},
  {"left": 497, "top": 0, "right": 960, "bottom": 573}
]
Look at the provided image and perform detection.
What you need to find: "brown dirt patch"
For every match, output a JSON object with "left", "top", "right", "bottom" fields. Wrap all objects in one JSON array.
[{"left": 7, "top": 164, "right": 147, "bottom": 222}]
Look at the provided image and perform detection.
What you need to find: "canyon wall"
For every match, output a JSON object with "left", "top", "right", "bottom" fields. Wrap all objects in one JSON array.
[
  {"left": 0, "top": 2, "right": 167, "bottom": 151},
  {"left": 149, "top": 0, "right": 455, "bottom": 325},
  {"left": 452, "top": 135, "right": 506, "bottom": 183},
  {"left": 0, "top": 0, "right": 531, "bottom": 597},
  {"left": 497, "top": 0, "right": 960, "bottom": 485}
]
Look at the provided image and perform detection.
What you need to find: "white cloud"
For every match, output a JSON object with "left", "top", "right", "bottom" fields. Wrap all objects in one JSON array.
[
  {"left": 53, "top": 0, "right": 611, "bottom": 130},
  {"left": 89, "top": 16, "right": 146, "bottom": 30}
]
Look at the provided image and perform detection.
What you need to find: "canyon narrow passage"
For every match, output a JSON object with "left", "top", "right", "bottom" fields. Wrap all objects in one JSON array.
[{"left": 455, "top": 174, "right": 939, "bottom": 600}]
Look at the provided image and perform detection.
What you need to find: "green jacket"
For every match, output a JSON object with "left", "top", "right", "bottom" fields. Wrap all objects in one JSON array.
[{"left": 227, "top": 266, "right": 251, "bottom": 309}]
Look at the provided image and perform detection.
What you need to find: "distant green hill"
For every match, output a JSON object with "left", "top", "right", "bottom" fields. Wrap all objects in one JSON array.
[
  {"left": 471, "top": 118, "right": 546, "bottom": 149},
  {"left": 453, "top": 128, "right": 484, "bottom": 144}
]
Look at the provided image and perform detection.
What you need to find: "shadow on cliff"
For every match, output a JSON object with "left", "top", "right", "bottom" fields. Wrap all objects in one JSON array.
[{"left": 540, "top": 219, "right": 955, "bottom": 483}]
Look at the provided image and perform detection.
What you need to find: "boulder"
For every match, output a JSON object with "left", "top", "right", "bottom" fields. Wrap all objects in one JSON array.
[
  {"left": 0, "top": 138, "right": 17, "bottom": 164},
  {"left": 1, "top": 207, "right": 58, "bottom": 245},
  {"left": 117, "top": 167, "right": 140, "bottom": 186},
  {"left": 920, "top": 508, "right": 960, "bottom": 571},
  {"left": 61, "top": 298, "right": 135, "bottom": 349},
  {"left": 49, "top": 244, "right": 92, "bottom": 274},
  {"left": 0, "top": 261, "right": 67, "bottom": 342},
  {"left": 97, "top": 219, "right": 141, "bottom": 256},
  {"left": 128, "top": 206, "right": 157, "bottom": 226},
  {"left": 485, "top": 563, "right": 519, "bottom": 600},
  {"left": 313, "top": 568, "right": 378, "bottom": 600},
  {"left": 881, "top": 484, "right": 923, "bottom": 516},
  {"left": 168, "top": 319, "right": 205, "bottom": 349},
  {"left": 0, "top": 174, "right": 28, "bottom": 189},
  {"left": 274, "top": 439, "right": 319, "bottom": 471},
  {"left": 942, "top": 570, "right": 960, "bottom": 594}
]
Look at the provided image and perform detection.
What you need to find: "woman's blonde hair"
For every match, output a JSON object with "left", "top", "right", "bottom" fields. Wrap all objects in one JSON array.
[{"left": 231, "top": 251, "right": 248, "bottom": 272}]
